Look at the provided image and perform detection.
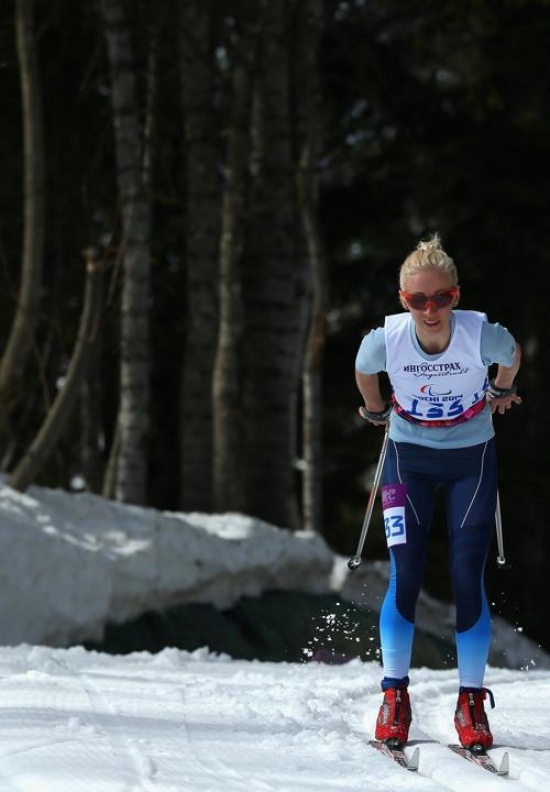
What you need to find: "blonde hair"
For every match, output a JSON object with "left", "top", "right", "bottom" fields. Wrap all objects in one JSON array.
[{"left": 399, "top": 233, "right": 458, "bottom": 289}]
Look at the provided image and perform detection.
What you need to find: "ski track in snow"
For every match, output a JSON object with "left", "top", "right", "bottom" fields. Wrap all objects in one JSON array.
[{"left": 0, "top": 647, "right": 548, "bottom": 791}]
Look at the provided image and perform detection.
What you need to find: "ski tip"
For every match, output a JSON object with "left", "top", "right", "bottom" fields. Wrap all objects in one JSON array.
[
  {"left": 408, "top": 746, "right": 420, "bottom": 771},
  {"left": 498, "top": 751, "right": 510, "bottom": 775}
]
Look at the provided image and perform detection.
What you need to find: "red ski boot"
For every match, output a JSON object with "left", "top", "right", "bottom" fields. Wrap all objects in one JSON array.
[
  {"left": 375, "top": 687, "right": 412, "bottom": 746},
  {"left": 454, "top": 687, "right": 494, "bottom": 749}
]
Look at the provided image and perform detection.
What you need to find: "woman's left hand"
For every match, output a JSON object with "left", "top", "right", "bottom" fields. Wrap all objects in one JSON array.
[{"left": 487, "top": 392, "right": 523, "bottom": 415}]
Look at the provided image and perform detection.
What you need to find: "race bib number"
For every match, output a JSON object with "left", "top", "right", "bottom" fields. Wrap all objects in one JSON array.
[{"left": 381, "top": 483, "right": 407, "bottom": 547}]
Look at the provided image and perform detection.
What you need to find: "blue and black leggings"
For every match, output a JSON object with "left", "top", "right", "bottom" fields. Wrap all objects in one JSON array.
[{"left": 379, "top": 438, "right": 497, "bottom": 689}]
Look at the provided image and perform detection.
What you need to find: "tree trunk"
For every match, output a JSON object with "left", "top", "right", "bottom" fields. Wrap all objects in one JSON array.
[
  {"left": 179, "top": 0, "right": 221, "bottom": 511},
  {"left": 102, "top": 419, "right": 121, "bottom": 500},
  {"left": 0, "top": 0, "right": 45, "bottom": 436},
  {"left": 80, "top": 339, "right": 104, "bottom": 493},
  {"left": 296, "top": 0, "right": 326, "bottom": 533},
  {"left": 241, "top": 0, "right": 307, "bottom": 530},
  {"left": 100, "top": 0, "right": 152, "bottom": 504},
  {"left": 8, "top": 249, "right": 106, "bottom": 492},
  {"left": 212, "top": 10, "right": 259, "bottom": 513}
]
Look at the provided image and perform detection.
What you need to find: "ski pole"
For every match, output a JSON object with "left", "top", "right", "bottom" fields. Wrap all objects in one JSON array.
[
  {"left": 495, "top": 490, "right": 511, "bottom": 570},
  {"left": 348, "top": 423, "right": 390, "bottom": 571}
]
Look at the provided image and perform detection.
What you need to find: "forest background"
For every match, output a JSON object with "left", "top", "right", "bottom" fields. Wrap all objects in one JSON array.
[{"left": 1, "top": 0, "right": 548, "bottom": 654}]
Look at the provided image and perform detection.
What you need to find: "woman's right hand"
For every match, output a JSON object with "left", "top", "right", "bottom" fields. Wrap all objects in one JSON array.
[{"left": 358, "top": 404, "right": 391, "bottom": 425}]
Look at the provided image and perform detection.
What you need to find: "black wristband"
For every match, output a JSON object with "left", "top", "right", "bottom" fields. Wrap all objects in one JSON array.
[
  {"left": 359, "top": 404, "right": 392, "bottom": 421},
  {"left": 487, "top": 379, "right": 517, "bottom": 399}
]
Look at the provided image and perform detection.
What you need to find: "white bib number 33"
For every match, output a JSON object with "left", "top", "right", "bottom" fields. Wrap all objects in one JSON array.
[{"left": 381, "top": 483, "right": 408, "bottom": 547}]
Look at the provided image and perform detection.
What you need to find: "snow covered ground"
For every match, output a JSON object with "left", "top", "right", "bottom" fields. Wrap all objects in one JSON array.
[
  {"left": 0, "top": 482, "right": 549, "bottom": 790},
  {"left": 1, "top": 645, "right": 549, "bottom": 791}
]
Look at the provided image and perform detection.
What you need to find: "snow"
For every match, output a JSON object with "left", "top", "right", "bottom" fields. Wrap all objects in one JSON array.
[
  {"left": 0, "top": 481, "right": 549, "bottom": 790},
  {"left": 0, "top": 485, "right": 334, "bottom": 646}
]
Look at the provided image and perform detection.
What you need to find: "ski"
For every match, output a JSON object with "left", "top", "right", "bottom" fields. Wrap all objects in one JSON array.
[
  {"left": 369, "top": 739, "right": 419, "bottom": 771},
  {"left": 448, "top": 744, "right": 509, "bottom": 776}
]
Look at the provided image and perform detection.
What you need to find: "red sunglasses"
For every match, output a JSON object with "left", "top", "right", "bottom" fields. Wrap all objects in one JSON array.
[{"left": 400, "top": 287, "right": 458, "bottom": 311}]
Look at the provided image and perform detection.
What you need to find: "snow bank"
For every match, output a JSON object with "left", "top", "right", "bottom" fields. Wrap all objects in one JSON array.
[{"left": 0, "top": 484, "right": 333, "bottom": 647}]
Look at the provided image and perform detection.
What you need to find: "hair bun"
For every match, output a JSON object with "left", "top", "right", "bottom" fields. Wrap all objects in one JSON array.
[
  {"left": 399, "top": 231, "right": 457, "bottom": 288},
  {"left": 417, "top": 233, "right": 442, "bottom": 252}
]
